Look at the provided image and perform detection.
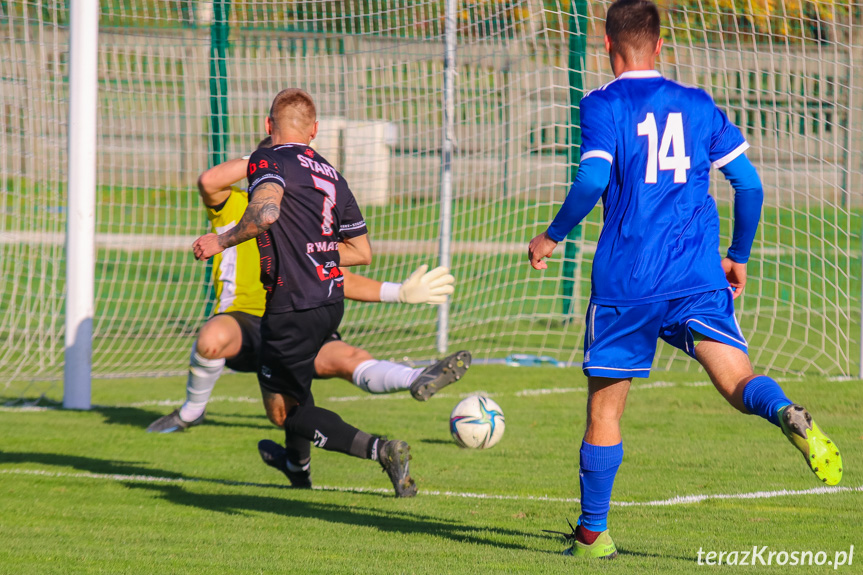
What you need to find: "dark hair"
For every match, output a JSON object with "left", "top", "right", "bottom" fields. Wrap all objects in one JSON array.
[
  {"left": 605, "top": 0, "right": 661, "bottom": 57},
  {"left": 268, "top": 88, "right": 316, "bottom": 132},
  {"left": 257, "top": 135, "right": 272, "bottom": 150}
]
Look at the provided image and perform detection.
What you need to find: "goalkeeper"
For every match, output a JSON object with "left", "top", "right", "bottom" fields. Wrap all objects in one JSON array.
[{"left": 148, "top": 138, "right": 470, "bottom": 434}]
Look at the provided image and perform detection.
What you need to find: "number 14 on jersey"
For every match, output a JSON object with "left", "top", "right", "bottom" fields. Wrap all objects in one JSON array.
[{"left": 637, "top": 112, "right": 691, "bottom": 184}]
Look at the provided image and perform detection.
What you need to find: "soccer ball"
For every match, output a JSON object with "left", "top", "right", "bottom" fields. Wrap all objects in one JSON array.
[{"left": 449, "top": 395, "right": 505, "bottom": 449}]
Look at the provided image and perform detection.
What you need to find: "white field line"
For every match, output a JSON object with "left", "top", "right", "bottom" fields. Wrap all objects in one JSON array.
[
  {"left": 0, "top": 381, "right": 715, "bottom": 412},
  {"left": 327, "top": 380, "right": 705, "bottom": 402},
  {"left": 1, "top": 468, "right": 859, "bottom": 507},
  {"left": 0, "top": 231, "right": 844, "bottom": 257},
  {"left": 0, "top": 395, "right": 263, "bottom": 412},
  {"left": 116, "top": 396, "right": 262, "bottom": 409}
]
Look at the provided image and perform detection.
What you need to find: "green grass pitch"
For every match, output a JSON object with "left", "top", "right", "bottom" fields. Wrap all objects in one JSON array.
[{"left": 1, "top": 367, "right": 860, "bottom": 573}]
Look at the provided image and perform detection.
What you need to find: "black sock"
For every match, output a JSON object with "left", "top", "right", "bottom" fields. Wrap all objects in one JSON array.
[
  {"left": 353, "top": 432, "right": 381, "bottom": 461},
  {"left": 367, "top": 435, "right": 384, "bottom": 461},
  {"left": 284, "top": 431, "right": 311, "bottom": 467},
  {"left": 285, "top": 395, "right": 313, "bottom": 467},
  {"left": 283, "top": 403, "right": 379, "bottom": 460}
]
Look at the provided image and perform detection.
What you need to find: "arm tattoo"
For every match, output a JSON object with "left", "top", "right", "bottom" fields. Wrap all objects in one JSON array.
[{"left": 217, "top": 181, "right": 283, "bottom": 250}]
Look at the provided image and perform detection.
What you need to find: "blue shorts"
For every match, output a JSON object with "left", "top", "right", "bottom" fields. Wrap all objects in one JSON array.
[{"left": 583, "top": 288, "right": 748, "bottom": 378}]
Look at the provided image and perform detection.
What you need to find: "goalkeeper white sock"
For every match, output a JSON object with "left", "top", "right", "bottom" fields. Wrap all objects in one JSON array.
[
  {"left": 352, "top": 360, "right": 422, "bottom": 394},
  {"left": 178, "top": 347, "right": 225, "bottom": 422}
]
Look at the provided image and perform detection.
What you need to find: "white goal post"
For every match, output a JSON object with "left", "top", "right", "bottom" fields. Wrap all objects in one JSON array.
[{"left": 63, "top": 0, "right": 99, "bottom": 410}]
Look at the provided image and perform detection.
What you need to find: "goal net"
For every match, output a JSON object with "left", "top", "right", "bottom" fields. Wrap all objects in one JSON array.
[{"left": 1, "top": 0, "right": 861, "bottom": 398}]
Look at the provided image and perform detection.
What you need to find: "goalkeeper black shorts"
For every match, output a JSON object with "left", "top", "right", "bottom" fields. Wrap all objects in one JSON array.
[{"left": 219, "top": 311, "right": 262, "bottom": 373}]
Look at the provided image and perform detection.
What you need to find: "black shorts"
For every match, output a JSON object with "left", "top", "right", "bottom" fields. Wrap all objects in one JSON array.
[
  {"left": 218, "top": 311, "right": 262, "bottom": 373},
  {"left": 258, "top": 301, "right": 344, "bottom": 402}
]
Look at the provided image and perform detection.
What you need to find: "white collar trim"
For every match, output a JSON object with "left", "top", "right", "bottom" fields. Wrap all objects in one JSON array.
[{"left": 617, "top": 70, "right": 662, "bottom": 80}]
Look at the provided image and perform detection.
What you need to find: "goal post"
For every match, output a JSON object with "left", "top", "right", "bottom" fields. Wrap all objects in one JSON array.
[
  {"left": 63, "top": 0, "right": 99, "bottom": 410},
  {"left": 437, "top": 0, "right": 457, "bottom": 354}
]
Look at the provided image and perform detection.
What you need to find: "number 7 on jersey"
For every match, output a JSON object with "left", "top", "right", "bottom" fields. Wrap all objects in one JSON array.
[{"left": 312, "top": 175, "right": 337, "bottom": 236}]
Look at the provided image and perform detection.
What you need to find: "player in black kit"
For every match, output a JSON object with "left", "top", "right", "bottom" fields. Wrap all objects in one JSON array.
[{"left": 192, "top": 88, "right": 416, "bottom": 497}]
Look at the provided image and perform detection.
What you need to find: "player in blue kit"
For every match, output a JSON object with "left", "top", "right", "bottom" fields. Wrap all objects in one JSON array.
[{"left": 528, "top": 0, "right": 843, "bottom": 559}]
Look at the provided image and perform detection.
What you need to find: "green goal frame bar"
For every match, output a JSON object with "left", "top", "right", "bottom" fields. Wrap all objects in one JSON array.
[{"left": 561, "top": 0, "right": 588, "bottom": 318}]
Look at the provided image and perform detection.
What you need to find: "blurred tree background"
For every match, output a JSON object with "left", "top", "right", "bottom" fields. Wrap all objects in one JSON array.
[
  {"left": 2, "top": 0, "right": 858, "bottom": 43},
  {"left": 658, "top": 0, "right": 858, "bottom": 43}
]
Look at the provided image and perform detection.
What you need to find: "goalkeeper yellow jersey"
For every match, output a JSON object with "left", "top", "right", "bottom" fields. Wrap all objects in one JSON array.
[{"left": 205, "top": 189, "right": 266, "bottom": 317}]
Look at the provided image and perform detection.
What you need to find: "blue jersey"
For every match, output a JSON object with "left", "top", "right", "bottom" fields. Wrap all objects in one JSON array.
[{"left": 580, "top": 70, "right": 749, "bottom": 306}]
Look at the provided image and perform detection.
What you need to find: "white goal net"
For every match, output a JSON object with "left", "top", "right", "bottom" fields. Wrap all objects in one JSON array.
[{"left": 1, "top": 0, "right": 861, "bottom": 397}]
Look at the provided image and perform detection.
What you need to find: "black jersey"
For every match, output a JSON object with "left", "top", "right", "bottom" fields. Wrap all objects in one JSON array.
[{"left": 246, "top": 143, "right": 367, "bottom": 312}]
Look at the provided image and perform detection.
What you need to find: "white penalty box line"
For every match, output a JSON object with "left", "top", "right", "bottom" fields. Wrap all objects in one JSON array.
[{"left": 2, "top": 468, "right": 860, "bottom": 507}]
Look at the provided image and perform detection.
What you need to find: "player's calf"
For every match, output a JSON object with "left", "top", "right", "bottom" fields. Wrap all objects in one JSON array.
[
  {"left": 315, "top": 340, "right": 372, "bottom": 381},
  {"left": 696, "top": 342, "right": 792, "bottom": 425},
  {"left": 262, "top": 390, "right": 297, "bottom": 428}
]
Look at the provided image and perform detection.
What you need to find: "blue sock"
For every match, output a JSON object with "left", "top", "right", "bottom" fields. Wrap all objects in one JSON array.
[
  {"left": 742, "top": 375, "right": 792, "bottom": 427},
  {"left": 578, "top": 441, "right": 623, "bottom": 533}
]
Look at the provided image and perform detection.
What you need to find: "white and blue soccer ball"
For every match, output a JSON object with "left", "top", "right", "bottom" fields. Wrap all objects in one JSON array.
[{"left": 449, "top": 395, "right": 505, "bottom": 449}]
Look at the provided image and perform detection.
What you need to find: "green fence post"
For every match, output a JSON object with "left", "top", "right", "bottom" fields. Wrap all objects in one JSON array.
[
  {"left": 561, "top": 1, "right": 587, "bottom": 317},
  {"left": 205, "top": 0, "right": 230, "bottom": 317},
  {"left": 209, "top": 0, "right": 230, "bottom": 168}
]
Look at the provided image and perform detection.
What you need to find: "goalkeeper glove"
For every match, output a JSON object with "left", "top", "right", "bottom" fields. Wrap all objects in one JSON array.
[{"left": 380, "top": 264, "right": 455, "bottom": 304}]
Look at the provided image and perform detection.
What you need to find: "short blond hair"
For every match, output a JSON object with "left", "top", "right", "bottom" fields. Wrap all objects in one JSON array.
[{"left": 268, "top": 88, "right": 316, "bottom": 133}]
